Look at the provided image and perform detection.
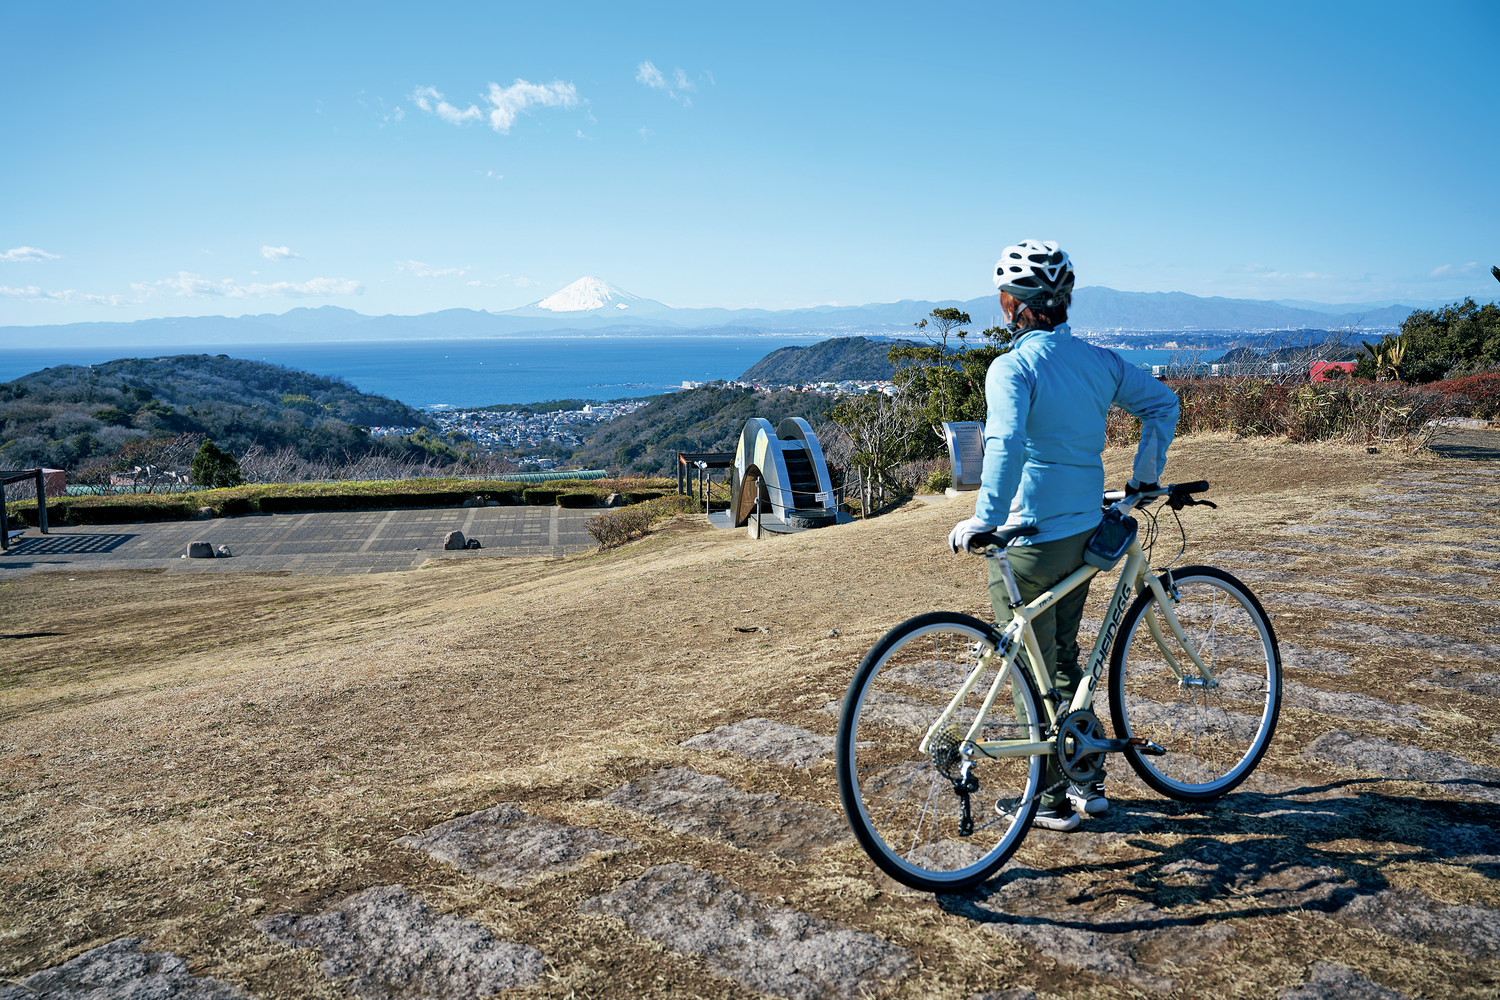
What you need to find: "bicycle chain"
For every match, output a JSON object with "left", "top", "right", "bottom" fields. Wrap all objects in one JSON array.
[{"left": 970, "top": 776, "right": 1071, "bottom": 835}]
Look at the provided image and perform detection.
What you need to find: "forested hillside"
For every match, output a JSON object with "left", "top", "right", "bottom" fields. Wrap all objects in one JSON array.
[
  {"left": 575, "top": 385, "right": 838, "bottom": 476},
  {"left": 0, "top": 354, "right": 436, "bottom": 471},
  {"left": 739, "top": 336, "right": 919, "bottom": 383}
]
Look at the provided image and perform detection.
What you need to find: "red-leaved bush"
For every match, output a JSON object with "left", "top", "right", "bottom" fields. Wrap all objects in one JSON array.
[
  {"left": 1105, "top": 378, "right": 1455, "bottom": 451},
  {"left": 1425, "top": 373, "right": 1500, "bottom": 420}
]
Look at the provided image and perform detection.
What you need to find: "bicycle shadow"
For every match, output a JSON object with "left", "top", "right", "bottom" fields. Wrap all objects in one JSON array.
[{"left": 934, "top": 781, "right": 1500, "bottom": 990}]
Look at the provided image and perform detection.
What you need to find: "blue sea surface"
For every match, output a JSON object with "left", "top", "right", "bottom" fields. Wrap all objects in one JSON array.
[{"left": 0, "top": 337, "right": 1206, "bottom": 409}]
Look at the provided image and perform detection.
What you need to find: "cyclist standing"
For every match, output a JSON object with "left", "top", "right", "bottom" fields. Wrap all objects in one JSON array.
[{"left": 947, "top": 240, "right": 1180, "bottom": 831}]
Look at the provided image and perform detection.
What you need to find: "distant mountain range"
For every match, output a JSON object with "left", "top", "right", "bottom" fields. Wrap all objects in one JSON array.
[{"left": 5, "top": 276, "right": 1488, "bottom": 348}]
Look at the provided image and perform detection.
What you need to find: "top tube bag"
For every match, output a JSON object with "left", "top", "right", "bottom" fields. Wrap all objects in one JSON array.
[{"left": 1083, "top": 508, "right": 1138, "bottom": 571}]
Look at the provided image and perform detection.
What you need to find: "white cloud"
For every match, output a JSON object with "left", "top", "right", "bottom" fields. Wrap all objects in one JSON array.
[
  {"left": 636, "top": 60, "right": 695, "bottom": 105},
  {"left": 397, "top": 260, "right": 468, "bottom": 278},
  {"left": 1, "top": 284, "right": 132, "bottom": 306},
  {"left": 139, "top": 272, "right": 363, "bottom": 299},
  {"left": 1, "top": 246, "right": 61, "bottom": 262},
  {"left": 1429, "top": 262, "right": 1480, "bottom": 278},
  {"left": 261, "top": 245, "right": 302, "bottom": 261},
  {"left": 410, "top": 85, "right": 482, "bottom": 125},
  {"left": 483, "top": 79, "right": 577, "bottom": 132},
  {"left": 636, "top": 60, "right": 667, "bottom": 90},
  {"left": 639, "top": 127, "right": 655, "bottom": 140},
  {"left": 410, "top": 79, "right": 578, "bottom": 134}
]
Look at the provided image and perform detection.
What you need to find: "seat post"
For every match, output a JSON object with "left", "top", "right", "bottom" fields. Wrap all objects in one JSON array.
[{"left": 990, "top": 547, "right": 1024, "bottom": 608}]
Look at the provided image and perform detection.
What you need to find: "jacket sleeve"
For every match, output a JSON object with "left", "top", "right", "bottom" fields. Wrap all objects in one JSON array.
[
  {"left": 1113, "top": 364, "right": 1179, "bottom": 486},
  {"left": 973, "top": 355, "right": 1032, "bottom": 525}
]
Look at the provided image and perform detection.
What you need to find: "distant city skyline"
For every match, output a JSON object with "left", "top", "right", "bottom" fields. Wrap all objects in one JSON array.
[{"left": 2, "top": 1, "right": 1496, "bottom": 327}]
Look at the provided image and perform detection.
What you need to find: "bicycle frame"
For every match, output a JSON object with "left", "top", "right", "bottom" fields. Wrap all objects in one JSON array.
[{"left": 916, "top": 512, "right": 1215, "bottom": 761}]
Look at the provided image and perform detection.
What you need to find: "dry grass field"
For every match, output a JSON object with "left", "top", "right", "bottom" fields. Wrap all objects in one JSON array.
[{"left": 2, "top": 434, "right": 1497, "bottom": 999}]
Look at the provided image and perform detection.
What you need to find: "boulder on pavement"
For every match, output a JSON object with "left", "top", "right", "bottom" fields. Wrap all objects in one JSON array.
[
  {"left": 187, "top": 540, "right": 215, "bottom": 558},
  {"left": 443, "top": 530, "right": 467, "bottom": 550},
  {"left": 216, "top": 545, "right": 232, "bottom": 557},
  {"left": 193, "top": 506, "right": 215, "bottom": 520},
  {"left": 605, "top": 493, "right": 622, "bottom": 508},
  {"left": 465, "top": 538, "right": 482, "bottom": 549},
  {"left": 462, "top": 495, "right": 485, "bottom": 508}
]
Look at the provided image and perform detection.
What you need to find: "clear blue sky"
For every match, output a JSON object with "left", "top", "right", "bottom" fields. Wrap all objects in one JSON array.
[{"left": 2, "top": 1, "right": 1496, "bottom": 326}]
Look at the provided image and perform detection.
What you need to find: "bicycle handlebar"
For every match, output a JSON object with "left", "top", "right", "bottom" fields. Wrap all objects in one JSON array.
[{"left": 1102, "top": 480, "right": 1211, "bottom": 505}]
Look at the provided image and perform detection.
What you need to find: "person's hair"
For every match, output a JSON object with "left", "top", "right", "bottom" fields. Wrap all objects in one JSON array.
[{"left": 1017, "top": 299, "right": 1068, "bottom": 330}]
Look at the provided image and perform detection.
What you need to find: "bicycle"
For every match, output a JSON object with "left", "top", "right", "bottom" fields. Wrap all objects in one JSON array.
[{"left": 834, "top": 481, "right": 1283, "bottom": 892}]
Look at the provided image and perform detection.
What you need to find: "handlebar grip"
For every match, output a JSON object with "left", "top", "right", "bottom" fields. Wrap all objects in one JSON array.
[
  {"left": 970, "top": 525, "right": 1040, "bottom": 550},
  {"left": 1173, "top": 480, "right": 1210, "bottom": 494}
]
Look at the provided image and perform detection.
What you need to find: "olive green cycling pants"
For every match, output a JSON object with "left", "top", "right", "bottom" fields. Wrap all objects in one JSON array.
[{"left": 987, "top": 525, "right": 1096, "bottom": 809}]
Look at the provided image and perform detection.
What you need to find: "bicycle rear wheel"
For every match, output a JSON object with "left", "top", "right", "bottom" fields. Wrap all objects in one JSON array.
[
  {"left": 1108, "top": 566, "right": 1281, "bottom": 801},
  {"left": 835, "top": 612, "right": 1044, "bottom": 893}
]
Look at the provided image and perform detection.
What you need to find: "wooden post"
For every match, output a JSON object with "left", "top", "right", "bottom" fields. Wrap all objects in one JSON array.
[{"left": 35, "top": 468, "right": 48, "bottom": 534}]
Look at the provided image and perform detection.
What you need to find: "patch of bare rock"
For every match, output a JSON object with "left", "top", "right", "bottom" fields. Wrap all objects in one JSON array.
[
  {"left": 1322, "top": 621, "right": 1500, "bottom": 661},
  {"left": 1344, "top": 565, "right": 1492, "bottom": 586},
  {"left": 1262, "top": 592, "right": 1419, "bottom": 615},
  {"left": 396, "top": 802, "right": 634, "bottom": 886},
  {"left": 1330, "top": 887, "right": 1500, "bottom": 960},
  {"left": 1279, "top": 962, "right": 1413, "bottom": 1000},
  {"left": 0, "top": 937, "right": 255, "bottom": 1000},
  {"left": 1280, "top": 643, "right": 1353, "bottom": 674},
  {"left": 1283, "top": 680, "right": 1426, "bottom": 729},
  {"left": 1304, "top": 729, "right": 1500, "bottom": 803},
  {"left": 681, "top": 717, "right": 835, "bottom": 769},
  {"left": 259, "top": 884, "right": 542, "bottom": 998},
  {"left": 603, "top": 766, "right": 848, "bottom": 861},
  {"left": 579, "top": 863, "right": 909, "bottom": 1000},
  {"left": 1411, "top": 668, "right": 1500, "bottom": 699}
]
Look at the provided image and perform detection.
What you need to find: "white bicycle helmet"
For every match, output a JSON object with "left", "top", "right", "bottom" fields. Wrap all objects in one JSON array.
[{"left": 993, "top": 240, "right": 1074, "bottom": 309}]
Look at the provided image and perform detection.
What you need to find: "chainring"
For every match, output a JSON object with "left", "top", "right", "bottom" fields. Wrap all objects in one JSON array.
[{"left": 1055, "top": 709, "right": 1107, "bottom": 784}]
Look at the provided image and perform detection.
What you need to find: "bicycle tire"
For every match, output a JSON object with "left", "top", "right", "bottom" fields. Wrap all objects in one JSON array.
[
  {"left": 1107, "top": 566, "right": 1281, "bottom": 801},
  {"left": 836, "top": 611, "right": 1044, "bottom": 893}
]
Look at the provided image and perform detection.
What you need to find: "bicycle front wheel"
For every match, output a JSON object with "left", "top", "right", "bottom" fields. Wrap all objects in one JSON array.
[
  {"left": 1108, "top": 566, "right": 1281, "bottom": 801},
  {"left": 835, "top": 612, "right": 1044, "bottom": 893}
]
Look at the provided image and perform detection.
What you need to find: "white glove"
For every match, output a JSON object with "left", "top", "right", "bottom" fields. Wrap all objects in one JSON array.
[{"left": 948, "top": 516, "right": 998, "bottom": 554}]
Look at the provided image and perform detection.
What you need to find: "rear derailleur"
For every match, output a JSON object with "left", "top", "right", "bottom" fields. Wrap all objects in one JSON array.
[{"left": 931, "top": 724, "right": 981, "bottom": 836}]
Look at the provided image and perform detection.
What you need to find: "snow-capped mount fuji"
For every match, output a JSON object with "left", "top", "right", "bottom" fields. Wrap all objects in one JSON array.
[{"left": 504, "top": 277, "right": 677, "bottom": 320}]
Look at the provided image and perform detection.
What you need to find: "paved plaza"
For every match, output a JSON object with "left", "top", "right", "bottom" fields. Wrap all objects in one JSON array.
[{"left": 0, "top": 504, "right": 599, "bottom": 578}]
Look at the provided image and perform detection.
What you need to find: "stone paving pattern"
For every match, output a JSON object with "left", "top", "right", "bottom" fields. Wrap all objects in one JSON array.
[
  {"left": 0, "top": 504, "right": 597, "bottom": 578},
  {"left": 396, "top": 802, "right": 635, "bottom": 887},
  {"left": 578, "top": 863, "right": 911, "bottom": 1000},
  {"left": 259, "top": 885, "right": 543, "bottom": 998},
  {"left": 0, "top": 937, "right": 254, "bottom": 1000},
  {"left": 14, "top": 463, "right": 1500, "bottom": 997}
]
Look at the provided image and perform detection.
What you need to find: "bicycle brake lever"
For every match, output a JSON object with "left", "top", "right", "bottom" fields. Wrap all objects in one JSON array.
[{"left": 1167, "top": 495, "right": 1217, "bottom": 511}]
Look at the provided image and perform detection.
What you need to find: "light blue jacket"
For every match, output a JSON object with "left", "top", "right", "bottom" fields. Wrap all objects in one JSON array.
[{"left": 973, "top": 323, "right": 1180, "bottom": 543}]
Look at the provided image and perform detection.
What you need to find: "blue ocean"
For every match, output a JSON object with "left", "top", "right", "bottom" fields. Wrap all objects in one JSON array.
[{"left": 0, "top": 337, "right": 1198, "bottom": 409}]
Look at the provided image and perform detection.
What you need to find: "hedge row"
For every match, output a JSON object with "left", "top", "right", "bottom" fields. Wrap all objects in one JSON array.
[
  {"left": 586, "top": 495, "right": 698, "bottom": 549},
  {"left": 4, "top": 475, "right": 680, "bottom": 526}
]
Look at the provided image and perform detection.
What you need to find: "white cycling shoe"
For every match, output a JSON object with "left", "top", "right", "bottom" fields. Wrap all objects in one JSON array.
[
  {"left": 1067, "top": 782, "right": 1109, "bottom": 816},
  {"left": 1031, "top": 807, "right": 1082, "bottom": 832}
]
